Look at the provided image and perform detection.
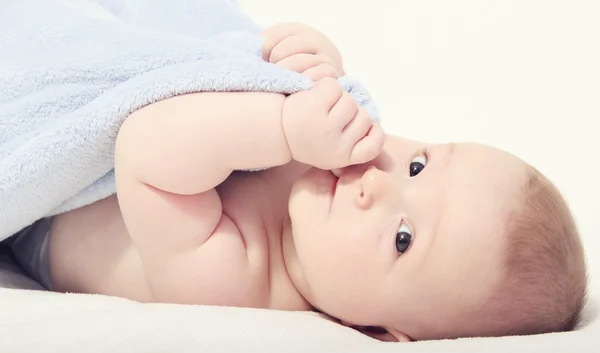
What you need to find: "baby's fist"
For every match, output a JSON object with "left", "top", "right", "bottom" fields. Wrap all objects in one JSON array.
[
  {"left": 261, "top": 23, "right": 344, "bottom": 81},
  {"left": 282, "top": 78, "right": 384, "bottom": 170}
]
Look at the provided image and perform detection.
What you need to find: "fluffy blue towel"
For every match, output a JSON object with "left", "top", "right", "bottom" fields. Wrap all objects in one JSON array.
[{"left": 0, "top": 0, "right": 379, "bottom": 241}]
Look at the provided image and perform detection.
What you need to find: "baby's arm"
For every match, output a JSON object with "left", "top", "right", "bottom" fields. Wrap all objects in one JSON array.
[
  {"left": 117, "top": 92, "right": 290, "bottom": 196},
  {"left": 115, "top": 92, "right": 289, "bottom": 300}
]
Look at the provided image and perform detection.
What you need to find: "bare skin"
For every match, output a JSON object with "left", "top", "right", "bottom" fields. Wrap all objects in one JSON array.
[
  {"left": 46, "top": 23, "right": 530, "bottom": 341},
  {"left": 49, "top": 161, "right": 311, "bottom": 310},
  {"left": 50, "top": 23, "right": 380, "bottom": 310}
]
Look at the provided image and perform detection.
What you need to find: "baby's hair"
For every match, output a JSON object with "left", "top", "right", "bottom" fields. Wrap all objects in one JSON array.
[{"left": 483, "top": 167, "right": 588, "bottom": 335}]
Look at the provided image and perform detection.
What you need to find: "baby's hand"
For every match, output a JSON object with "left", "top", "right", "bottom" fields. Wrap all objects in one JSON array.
[
  {"left": 261, "top": 23, "right": 344, "bottom": 81},
  {"left": 282, "top": 78, "right": 384, "bottom": 170}
]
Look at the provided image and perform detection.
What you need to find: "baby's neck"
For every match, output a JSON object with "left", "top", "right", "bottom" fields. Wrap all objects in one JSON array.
[
  {"left": 226, "top": 162, "right": 313, "bottom": 311},
  {"left": 264, "top": 162, "right": 314, "bottom": 311}
]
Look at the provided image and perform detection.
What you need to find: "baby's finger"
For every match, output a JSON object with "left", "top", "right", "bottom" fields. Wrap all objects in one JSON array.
[
  {"left": 349, "top": 122, "right": 385, "bottom": 165},
  {"left": 341, "top": 108, "right": 373, "bottom": 147},
  {"left": 261, "top": 23, "right": 305, "bottom": 61},
  {"left": 328, "top": 92, "right": 358, "bottom": 129},
  {"left": 277, "top": 54, "right": 334, "bottom": 74},
  {"left": 269, "top": 36, "right": 317, "bottom": 64},
  {"left": 313, "top": 77, "right": 344, "bottom": 111},
  {"left": 302, "top": 62, "right": 339, "bottom": 81}
]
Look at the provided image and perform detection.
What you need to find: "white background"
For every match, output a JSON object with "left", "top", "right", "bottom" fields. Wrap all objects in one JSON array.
[{"left": 239, "top": 0, "right": 600, "bottom": 295}]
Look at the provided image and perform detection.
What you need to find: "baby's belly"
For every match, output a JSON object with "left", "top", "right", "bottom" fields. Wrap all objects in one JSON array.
[
  {"left": 49, "top": 194, "right": 271, "bottom": 307},
  {"left": 49, "top": 195, "right": 153, "bottom": 301}
]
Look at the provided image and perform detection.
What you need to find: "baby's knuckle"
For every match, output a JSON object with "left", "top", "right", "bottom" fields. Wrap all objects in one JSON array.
[
  {"left": 273, "top": 37, "right": 299, "bottom": 57},
  {"left": 322, "top": 64, "right": 338, "bottom": 77},
  {"left": 320, "top": 78, "right": 341, "bottom": 96},
  {"left": 343, "top": 93, "right": 359, "bottom": 110},
  {"left": 360, "top": 112, "right": 375, "bottom": 128},
  {"left": 314, "top": 54, "right": 334, "bottom": 65},
  {"left": 318, "top": 76, "right": 338, "bottom": 86},
  {"left": 279, "top": 41, "right": 297, "bottom": 55}
]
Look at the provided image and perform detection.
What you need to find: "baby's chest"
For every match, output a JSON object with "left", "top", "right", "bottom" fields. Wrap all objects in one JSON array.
[
  {"left": 162, "top": 176, "right": 276, "bottom": 307},
  {"left": 186, "top": 204, "right": 274, "bottom": 307}
]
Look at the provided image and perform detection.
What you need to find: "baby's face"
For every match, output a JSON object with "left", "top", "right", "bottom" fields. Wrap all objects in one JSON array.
[{"left": 287, "top": 134, "right": 530, "bottom": 340}]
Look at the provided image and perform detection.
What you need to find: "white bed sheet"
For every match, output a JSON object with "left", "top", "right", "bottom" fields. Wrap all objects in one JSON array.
[
  {"left": 0, "top": 253, "right": 598, "bottom": 353},
  {"left": 2, "top": 0, "right": 599, "bottom": 352}
]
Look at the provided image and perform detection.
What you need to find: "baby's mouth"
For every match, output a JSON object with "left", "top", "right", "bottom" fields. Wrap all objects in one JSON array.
[{"left": 331, "top": 169, "right": 342, "bottom": 178}]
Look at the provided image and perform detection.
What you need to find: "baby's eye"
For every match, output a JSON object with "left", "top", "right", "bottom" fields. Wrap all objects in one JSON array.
[
  {"left": 396, "top": 223, "right": 413, "bottom": 255},
  {"left": 409, "top": 154, "right": 428, "bottom": 177}
]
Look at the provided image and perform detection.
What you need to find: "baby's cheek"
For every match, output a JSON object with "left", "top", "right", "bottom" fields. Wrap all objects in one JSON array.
[{"left": 306, "top": 233, "right": 384, "bottom": 317}]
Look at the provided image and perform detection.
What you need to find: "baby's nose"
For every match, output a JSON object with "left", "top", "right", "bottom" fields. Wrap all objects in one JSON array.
[
  {"left": 358, "top": 166, "right": 391, "bottom": 206},
  {"left": 362, "top": 165, "right": 387, "bottom": 187}
]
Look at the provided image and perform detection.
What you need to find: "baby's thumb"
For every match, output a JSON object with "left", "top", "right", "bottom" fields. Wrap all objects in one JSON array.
[{"left": 349, "top": 124, "right": 385, "bottom": 165}]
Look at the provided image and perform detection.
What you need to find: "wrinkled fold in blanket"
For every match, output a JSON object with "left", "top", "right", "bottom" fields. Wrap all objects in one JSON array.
[{"left": 0, "top": 0, "right": 379, "bottom": 240}]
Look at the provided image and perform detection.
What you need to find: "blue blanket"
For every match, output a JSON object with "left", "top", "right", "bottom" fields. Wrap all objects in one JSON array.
[{"left": 0, "top": 0, "right": 379, "bottom": 241}]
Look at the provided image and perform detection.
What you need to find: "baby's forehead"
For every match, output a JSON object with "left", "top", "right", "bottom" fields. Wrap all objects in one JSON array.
[
  {"left": 448, "top": 143, "right": 529, "bottom": 191},
  {"left": 446, "top": 143, "right": 529, "bottom": 227},
  {"left": 424, "top": 144, "right": 529, "bottom": 294}
]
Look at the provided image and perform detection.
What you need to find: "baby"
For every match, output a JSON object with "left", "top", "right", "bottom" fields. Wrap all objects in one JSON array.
[{"left": 5, "top": 23, "right": 587, "bottom": 341}]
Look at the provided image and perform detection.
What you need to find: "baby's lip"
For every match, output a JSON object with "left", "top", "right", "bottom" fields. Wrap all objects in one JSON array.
[{"left": 331, "top": 169, "right": 342, "bottom": 178}]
